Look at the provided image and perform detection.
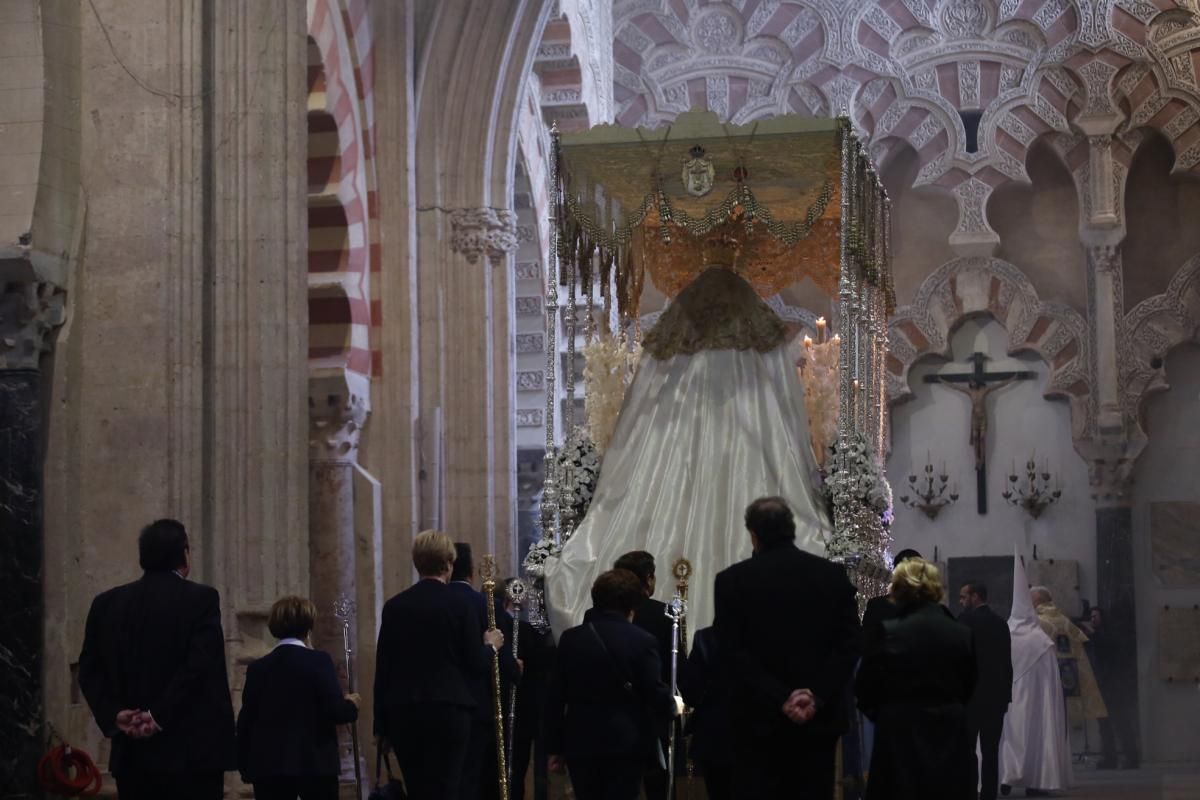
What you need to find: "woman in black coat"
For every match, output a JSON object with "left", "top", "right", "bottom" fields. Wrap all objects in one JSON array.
[
  {"left": 856, "top": 559, "right": 977, "bottom": 800},
  {"left": 236, "top": 596, "right": 360, "bottom": 800},
  {"left": 546, "top": 569, "right": 681, "bottom": 800}
]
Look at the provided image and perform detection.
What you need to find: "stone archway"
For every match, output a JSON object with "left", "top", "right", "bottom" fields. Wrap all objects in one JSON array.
[
  {"left": 1122, "top": 255, "right": 1200, "bottom": 425},
  {"left": 887, "top": 256, "right": 1092, "bottom": 442}
]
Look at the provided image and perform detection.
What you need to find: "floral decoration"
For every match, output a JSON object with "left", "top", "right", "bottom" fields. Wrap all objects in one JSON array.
[
  {"left": 557, "top": 425, "right": 600, "bottom": 530},
  {"left": 582, "top": 333, "right": 641, "bottom": 455}
]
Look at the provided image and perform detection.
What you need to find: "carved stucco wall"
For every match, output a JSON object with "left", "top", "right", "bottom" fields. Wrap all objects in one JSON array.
[
  {"left": 609, "top": 0, "right": 1200, "bottom": 254},
  {"left": 888, "top": 257, "right": 1092, "bottom": 441},
  {"left": 1123, "top": 254, "right": 1200, "bottom": 425}
]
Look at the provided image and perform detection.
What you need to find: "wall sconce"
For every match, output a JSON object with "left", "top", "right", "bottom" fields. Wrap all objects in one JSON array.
[
  {"left": 899, "top": 452, "right": 959, "bottom": 520},
  {"left": 1003, "top": 456, "right": 1062, "bottom": 519}
]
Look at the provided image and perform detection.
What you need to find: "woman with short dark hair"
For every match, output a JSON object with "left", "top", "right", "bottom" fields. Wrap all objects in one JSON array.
[
  {"left": 546, "top": 569, "right": 681, "bottom": 800},
  {"left": 236, "top": 596, "right": 360, "bottom": 800},
  {"left": 855, "top": 559, "right": 977, "bottom": 800}
]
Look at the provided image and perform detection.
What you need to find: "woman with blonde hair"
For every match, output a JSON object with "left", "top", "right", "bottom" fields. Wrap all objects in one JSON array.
[
  {"left": 856, "top": 558, "right": 977, "bottom": 800},
  {"left": 236, "top": 595, "right": 360, "bottom": 800}
]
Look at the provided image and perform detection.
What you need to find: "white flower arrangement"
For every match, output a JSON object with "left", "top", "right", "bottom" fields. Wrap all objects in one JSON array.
[
  {"left": 522, "top": 536, "right": 559, "bottom": 578},
  {"left": 557, "top": 425, "right": 601, "bottom": 527},
  {"left": 823, "top": 431, "right": 894, "bottom": 562},
  {"left": 582, "top": 332, "right": 642, "bottom": 455}
]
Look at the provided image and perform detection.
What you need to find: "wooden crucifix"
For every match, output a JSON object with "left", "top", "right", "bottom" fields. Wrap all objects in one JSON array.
[{"left": 924, "top": 352, "right": 1035, "bottom": 514}]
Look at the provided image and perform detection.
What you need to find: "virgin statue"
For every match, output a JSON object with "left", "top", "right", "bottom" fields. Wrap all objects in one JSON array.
[{"left": 544, "top": 266, "right": 833, "bottom": 635}]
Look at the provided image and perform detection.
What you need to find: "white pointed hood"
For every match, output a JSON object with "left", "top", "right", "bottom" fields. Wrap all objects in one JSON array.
[{"left": 1008, "top": 547, "right": 1055, "bottom": 681}]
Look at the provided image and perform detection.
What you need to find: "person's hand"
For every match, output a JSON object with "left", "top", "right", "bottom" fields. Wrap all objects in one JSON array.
[
  {"left": 484, "top": 627, "right": 505, "bottom": 651},
  {"left": 515, "top": 658, "right": 525, "bottom": 676},
  {"left": 782, "top": 689, "right": 816, "bottom": 724},
  {"left": 547, "top": 754, "right": 566, "bottom": 773},
  {"left": 115, "top": 709, "right": 140, "bottom": 736},
  {"left": 346, "top": 692, "right": 362, "bottom": 707},
  {"left": 130, "top": 711, "right": 162, "bottom": 738},
  {"left": 673, "top": 695, "right": 686, "bottom": 717}
]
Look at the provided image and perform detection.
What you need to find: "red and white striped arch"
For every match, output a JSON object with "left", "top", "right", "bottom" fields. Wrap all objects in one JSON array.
[{"left": 307, "top": 0, "right": 379, "bottom": 377}]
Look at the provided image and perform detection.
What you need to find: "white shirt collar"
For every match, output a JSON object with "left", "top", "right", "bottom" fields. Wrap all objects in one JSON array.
[{"left": 275, "top": 638, "right": 308, "bottom": 649}]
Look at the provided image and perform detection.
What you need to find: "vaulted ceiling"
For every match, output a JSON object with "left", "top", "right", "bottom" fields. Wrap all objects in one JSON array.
[{"left": 606, "top": 0, "right": 1200, "bottom": 244}]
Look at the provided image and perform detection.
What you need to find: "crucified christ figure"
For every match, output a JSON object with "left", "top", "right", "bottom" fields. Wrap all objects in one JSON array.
[
  {"left": 924, "top": 352, "right": 1035, "bottom": 514},
  {"left": 944, "top": 381, "right": 1013, "bottom": 471}
]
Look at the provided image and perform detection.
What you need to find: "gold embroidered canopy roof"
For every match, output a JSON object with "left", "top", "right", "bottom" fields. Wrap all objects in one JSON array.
[{"left": 554, "top": 111, "right": 893, "bottom": 316}]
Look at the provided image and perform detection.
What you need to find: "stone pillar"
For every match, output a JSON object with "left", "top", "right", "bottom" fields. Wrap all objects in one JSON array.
[
  {"left": 1093, "top": 481, "right": 1142, "bottom": 761},
  {"left": 308, "top": 370, "right": 369, "bottom": 783},
  {"left": 1078, "top": 124, "right": 1144, "bottom": 759},
  {"left": 0, "top": 281, "right": 64, "bottom": 796},
  {"left": 1087, "top": 244, "right": 1126, "bottom": 435}
]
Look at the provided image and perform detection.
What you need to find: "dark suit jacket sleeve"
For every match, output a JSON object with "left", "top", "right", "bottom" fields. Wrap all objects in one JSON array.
[
  {"left": 637, "top": 641, "right": 677, "bottom": 723},
  {"left": 813, "top": 568, "right": 862, "bottom": 708},
  {"left": 373, "top": 606, "right": 392, "bottom": 736},
  {"left": 715, "top": 570, "right": 790, "bottom": 711},
  {"left": 149, "top": 586, "right": 228, "bottom": 731},
  {"left": 78, "top": 592, "right": 119, "bottom": 737},
  {"left": 315, "top": 650, "right": 359, "bottom": 725},
  {"left": 459, "top": 596, "right": 493, "bottom": 678},
  {"left": 236, "top": 659, "right": 263, "bottom": 777},
  {"left": 678, "top": 637, "right": 708, "bottom": 709}
]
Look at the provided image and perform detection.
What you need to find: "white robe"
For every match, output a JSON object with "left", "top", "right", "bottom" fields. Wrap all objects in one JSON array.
[
  {"left": 544, "top": 341, "right": 832, "bottom": 637},
  {"left": 1000, "top": 552, "right": 1072, "bottom": 791}
]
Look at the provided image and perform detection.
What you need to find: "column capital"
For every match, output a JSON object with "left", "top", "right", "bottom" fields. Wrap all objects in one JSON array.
[
  {"left": 449, "top": 207, "right": 518, "bottom": 266},
  {"left": 0, "top": 280, "right": 65, "bottom": 370},
  {"left": 1087, "top": 242, "right": 1121, "bottom": 272},
  {"left": 309, "top": 370, "right": 371, "bottom": 463},
  {"left": 1077, "top": 438, "right": 1145, "bottom": 507}
]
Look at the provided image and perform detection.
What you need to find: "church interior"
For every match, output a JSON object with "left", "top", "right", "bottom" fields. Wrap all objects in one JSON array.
[{"left": 3, "top": 0, "right": 1200, "bottom": 798}]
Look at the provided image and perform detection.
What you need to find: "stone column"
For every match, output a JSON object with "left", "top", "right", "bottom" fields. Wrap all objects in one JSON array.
[
  {"left": 1091, "top": 470, "right": 1143, "bottom": 761},
  {"left": 308, "top": 370, "right": 369, "bottom": 783},
  {"left": 1078, "top": 125, "right": 1144, "bottom": 759},
  {"left": 0, "top": 281, "right": 64, "bottom": 796}
]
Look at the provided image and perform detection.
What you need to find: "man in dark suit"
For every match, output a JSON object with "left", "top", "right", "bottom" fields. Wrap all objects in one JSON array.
[
  {"left": 546, "top": 569, "right": 681, "bottom": 800},
  {"left": 678, "top": 626, "right": 732, "bottom": 800},
  {"left": 507, "top": 582, "right": 556, "bottom": 800},
  {"left": 958, "top": 580, "right": 1013, "bottom": 800},
  {"left": 612, "top": 550, "right": 675, "bottom": 800},
  {"left": 77, "top": 519, "right": 236, "bottom": 800},
  {"left": 714, "top": 497, "right": 861, "bottom": 798},
  {"left": 447, "top": 543, "right": 519, "bottom": 800},
  {"left": 860, "top": 548, "right": 923, "bottom": 634},
  {"left": 374, "top": 531, "right": 504, "bottom": 800}
]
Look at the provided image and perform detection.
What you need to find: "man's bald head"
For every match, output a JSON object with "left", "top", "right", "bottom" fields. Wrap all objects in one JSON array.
[{"left": 1031, "top": 586, "right": 1053, "bottom": 607}]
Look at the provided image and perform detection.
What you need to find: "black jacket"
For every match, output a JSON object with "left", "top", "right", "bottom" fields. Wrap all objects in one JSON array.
[
  {"left": 446, "top": 581, "right": 520, "bottom": 721},
  {"left": 958, "top": 603, "right": 1013, "bottom": 719},
  {"left": 373, "top": 578, "right": 492, "bottom": 734},
  {"left": 546, "top": 609, "right": 675, "bottom": 763},
  {"left": 678, "top": 626, "right": 731, "bottom": 768},
  {"left": 236, "top": 645, "right": 358, "bottom": 781},
  {"left": 856, "top": 601, "right": 976, "bottom": 800},
  {"left": 78, "top": 572, "right": 236, "bottom": 778},
  {"left": 714, "top": 542, "right": 860, "bottom": 742},
  {"left": 632, "top": 595, "right": 674, "bottom": 685},
  {"left": 861, "top": 594, "right": 901, "bottom": 636}
]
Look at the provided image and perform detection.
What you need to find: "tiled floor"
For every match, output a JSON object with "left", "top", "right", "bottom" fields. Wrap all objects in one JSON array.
[{"left": 1017, "top": 765, "right": 1200, "bottom": 799}]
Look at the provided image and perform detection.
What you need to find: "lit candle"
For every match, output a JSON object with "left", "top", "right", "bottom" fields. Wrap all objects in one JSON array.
[
  {"left": 803, "top": 335, "right": 813, "bottom": 349},
  {"left": 816, "top": 316, "right": 826, "bottom": 332},
  {"left": 832, "top": 334, "right": 841, "bottom": 344}
]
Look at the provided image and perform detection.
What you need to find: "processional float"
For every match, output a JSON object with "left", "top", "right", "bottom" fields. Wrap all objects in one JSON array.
[{"left": 522, "top": 111, "right": 897, "bottom": 625}]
